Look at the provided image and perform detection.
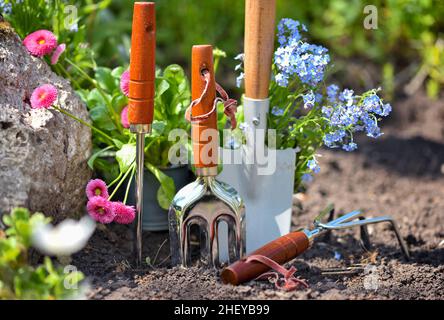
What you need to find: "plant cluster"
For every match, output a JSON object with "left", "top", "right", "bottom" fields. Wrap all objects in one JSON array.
[
  {"left": 0, "top": 208, "right": 85, "bottom": 300},
  {"left": 5, "top": 1, "right": 193, "bottom": 212},
  {"left": 235, "top": 19, "right": 391, "bottom": 186}
]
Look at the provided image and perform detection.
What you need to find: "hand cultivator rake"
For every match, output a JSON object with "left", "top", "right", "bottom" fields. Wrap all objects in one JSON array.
[{"left": 221, "top": 209, "right": 410, "bottom": 285}]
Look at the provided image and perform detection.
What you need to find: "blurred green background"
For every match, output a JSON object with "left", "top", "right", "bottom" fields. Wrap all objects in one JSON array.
[
  {"left": 82, "top": 0, "right": 443, "bottom": 99},
  {"left": 4, "top": 0, "right": 443, "bottom": 98}
]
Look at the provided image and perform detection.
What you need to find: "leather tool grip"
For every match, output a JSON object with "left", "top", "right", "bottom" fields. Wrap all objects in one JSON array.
[
  {"left": 244, "top": 0, "right": 276, "bottom": 99},
  {"left": 128, "top": 2, "right": 156, "bottom": 125},
  {"left": 221, "top": 231, "right": 310, "bottom": 285},
  {"left": 191, "top": 45, "right": 218, "bottom": 168}
]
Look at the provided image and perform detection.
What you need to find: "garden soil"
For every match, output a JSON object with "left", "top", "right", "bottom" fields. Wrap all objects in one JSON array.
[{"left": 73, "top": 91, "right": 444, "bottom": 300}]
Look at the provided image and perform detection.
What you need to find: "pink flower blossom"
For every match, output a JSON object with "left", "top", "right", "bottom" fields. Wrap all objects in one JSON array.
[
  {"left": 120, "top": 106, "right": 130, "bottom": 128},
  {"left": 112, "top": 202, "right": 136, "bottom": 224},
  {"left": 85, "top": 179, "right": 109, "bottom": 199},
  {"left": 50, "top": 43, "right": 66, "bottom": 65},
  {"left": 30, "top": 84, "right": 58, "bottom": 109},
  {"left": 86, "top": 196, "right": 115, "bottom": 224},
  {"left": 120, "top": 70, "right": 129, "bottom": 96},
  {"left": 23, "top": 30, "right": 58, "bottom": 57}
]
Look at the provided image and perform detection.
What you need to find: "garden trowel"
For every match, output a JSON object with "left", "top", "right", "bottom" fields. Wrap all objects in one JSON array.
[
  {"left": 218, "top": 0, "right": 297, "bottom": 253},
  {"left": 128, "top": 2, "right": 156, "bottom": 266}
]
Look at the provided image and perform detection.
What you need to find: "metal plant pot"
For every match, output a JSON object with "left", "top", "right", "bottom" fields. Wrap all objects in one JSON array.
[{"left": 129, "top": 165, "right": 193, "bottom": 231}]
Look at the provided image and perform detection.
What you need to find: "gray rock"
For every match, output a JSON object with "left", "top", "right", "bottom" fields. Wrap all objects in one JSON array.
[{"left": 0, "top": 24, "right": 91, "bottom": 220}]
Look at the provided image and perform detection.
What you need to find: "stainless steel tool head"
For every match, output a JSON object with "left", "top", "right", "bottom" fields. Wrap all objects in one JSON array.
[
  {"left": 304, "top": 210, "right": 411, "bottom": 259},
  {"left": 168, "top": 176, "right": 245, "bottom": 267}
]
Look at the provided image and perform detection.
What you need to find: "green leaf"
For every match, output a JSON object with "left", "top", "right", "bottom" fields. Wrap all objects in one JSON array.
[
  {"left": 116, "top": 144, "right": 136, "bottom": 173},
  {"left": 155, "top": 79, "right": 170, "bottom": 97},
  {"left": 111, "top": 66, "right": 125, "bottom": 79},
  {"left": 163, "top": 64, "right": 186, "bottom": 83},
  {"left": 87, "top": 89, "right": 106, "bottom": 109},
  {"left": 112, "top": 139, "right": 124, "bottom": 149},
  {"left": 111, "top": 94, "right": 127, "bottom": 112},
  {"left": 95, "top": 67, "right": 117, "bottom": 92},
  {"left": 64, "top": 271, "right": 85, "bottom": 288},
  {"left": 94, "top": 158, "right": 120, "bottom": 183},
  {"left": 89, "top": 105, "right": 117, "bottom": 132},
  {"left": 2, "top": 214, "right": 12, "bottom": 227},
  {"left": 157, "top": 187, "right": 172, "bottom": 210},
  {"left": 75, "top": 89, "right": 89, "bottom": 103},
  {"left": 151, "top": 120, "right": 167, "bottom": 137},
  {"left": 87, "top": 146, "right": 114, "bottom": 169},
  {"left": 145, "top": 163, "right": 176, "bottom": 210},
  {"left": 10, "top": 207, "right": 30, "bottom": 222},
  {"left": 426, "top": 79, "right": 439, "bottom": 99}
]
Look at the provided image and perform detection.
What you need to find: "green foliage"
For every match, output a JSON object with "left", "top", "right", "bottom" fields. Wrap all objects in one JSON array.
[
  {"left": 3, "top": 0, "right": 112, "bottom": 85},
  {"left": 76, "top": 64, "right": 191, "bottom": 208},
  {"left": 79, "top": 0, "right": 443, "bottom": 97},
  {"left": 0, "top": 208, "right": 85, "bottom": 300},
  {"left": 6, "top": 0, "right": 442, "bottom": 95}
]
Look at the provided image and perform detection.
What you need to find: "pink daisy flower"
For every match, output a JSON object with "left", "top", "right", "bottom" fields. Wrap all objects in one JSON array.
[
  {"left": 86, "top": 196, "right": 115, "bottom": 224},
  {"left": 23, "top": 30, "right": 58, "bottom": 57},
  {"left": 50, "top": 43, "right": 66, "bottom": 65},
  {"left": 120, "top": 70, "right": 129, "bottom": 96},
  {"left": 120, "top": 106, "right": 130, "bottom": 128},
  {"left": 85, "top": 179, "right": 109, "bottom": 199},
  {"left": 112, "top": 202, "right": 136, "bottom": 224},
  {"left": 30, "top": 84, "right": 58, "bottom": 109}
]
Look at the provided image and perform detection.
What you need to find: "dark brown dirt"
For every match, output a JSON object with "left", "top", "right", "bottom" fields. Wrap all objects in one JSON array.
[{"left": 72, "top": 91, "right": 444, "bottom": 300}]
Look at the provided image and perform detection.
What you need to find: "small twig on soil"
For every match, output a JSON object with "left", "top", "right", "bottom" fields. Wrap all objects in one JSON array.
[
  {"left": 361, "top": 251, "right": 379, "bottom": 265},
  {"left": 156, "top": 254, "right": 171, "bottom": 268},
  {"left": 145, "top": 238, "right": 168, "bottom": 268}
]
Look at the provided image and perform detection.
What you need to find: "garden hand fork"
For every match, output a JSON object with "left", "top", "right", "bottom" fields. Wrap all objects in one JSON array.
[
  {"left": 218, "top": 0, "right": 296, "bottom": 253},
  {"left": 128, "top": 2, "right": 156, "bottom": 266},
  {"left": 168, "top": 45, "right": 245, "bottom": 268}
]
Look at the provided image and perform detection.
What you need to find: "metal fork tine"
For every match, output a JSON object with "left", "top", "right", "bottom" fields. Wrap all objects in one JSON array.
[
  {"left": 211, "top": 219, "right": 219, "bottom": 267},
  {"left": 227, "top": 218, "right": 238, "bottom": 264}
]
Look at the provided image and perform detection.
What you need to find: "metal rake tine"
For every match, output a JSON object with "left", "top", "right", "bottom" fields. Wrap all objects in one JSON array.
[
  {"left": 324, "top": 215, "right": 394, "bottom": 230},
  {"left": 320, "top": 214, "right": 411, "bottom": 259},
  {"left": 318, "top": 210, "right": 365, "bottom": 228}
]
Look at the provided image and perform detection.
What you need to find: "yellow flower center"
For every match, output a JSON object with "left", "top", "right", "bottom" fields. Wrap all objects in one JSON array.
[
  {"left": 38, "top": 38, "right": 46, "bottom": 45},
  {"left": 95, "top": 188, "right": 101, "bottom": 196},
  {"left": 39, "top": 92, "right": 47, "bottom": 101},
  {"left": 98, "top": 208, "right": 104, "bottom": 215}
]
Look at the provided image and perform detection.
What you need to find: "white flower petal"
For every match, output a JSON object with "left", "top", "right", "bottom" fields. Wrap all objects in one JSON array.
[{"left": 32, "top": 216, "right": 96, "bottom": 256}]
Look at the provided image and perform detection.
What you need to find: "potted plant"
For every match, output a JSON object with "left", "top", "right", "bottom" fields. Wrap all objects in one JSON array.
[
  {"left": 222, "top": 18, "right": 392, "bottom": 248},
  {"left": 75, "top": 64, "right": 193, "bottom": 231}
]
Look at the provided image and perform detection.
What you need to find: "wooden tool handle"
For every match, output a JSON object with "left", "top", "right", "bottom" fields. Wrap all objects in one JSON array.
[
  {"left": 191, "top": 45, "right": 218, "bottom": 168},
  {"left": 128, "top": 2, "right": 156, "bottom": 125},
  {"left": 244, "top": 0, "right": 276, "bottom": 99},
  {"left": 221, "top": 231, "right": 310, "bottom": 285}
]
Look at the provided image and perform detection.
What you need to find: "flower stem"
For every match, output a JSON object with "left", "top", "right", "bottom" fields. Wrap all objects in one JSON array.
[
  {"left": 64, "top": 58, "right": 123, "bottom": 132},
  {"left": 123, "top": 165, "right": 136, "bottom": 204},
  {"left": 107, "top": 170, "right": 123, "bottom": 188},
  {"left": 108, "top": 162, "right": 135, "bottom": 201},
  {"left": 51, "top": 105, "right": 115, "bottom": 144}
]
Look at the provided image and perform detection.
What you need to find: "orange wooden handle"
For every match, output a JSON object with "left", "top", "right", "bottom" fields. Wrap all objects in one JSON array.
[
  {"left": 244, "top": 0, "right": 276, "bottom": 99},
  {"left": 221, "top": 231, "right": 310, "bottom": 285},
  {"left": 128, "top": 2, "right": 156, "bottom": 125},
  {"left": 191, "top": 45, "right": 218, "bottom": 168}
]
